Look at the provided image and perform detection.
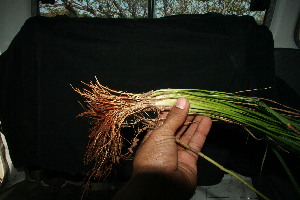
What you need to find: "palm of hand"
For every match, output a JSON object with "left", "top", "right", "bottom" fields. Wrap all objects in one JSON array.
[{"left": 133, "top": 108, "right": 212, "bottom": 190}]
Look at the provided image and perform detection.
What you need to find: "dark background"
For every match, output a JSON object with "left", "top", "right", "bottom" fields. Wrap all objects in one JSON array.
[{"left": 0, "top": 14, "right": 299, "bottom": 199}]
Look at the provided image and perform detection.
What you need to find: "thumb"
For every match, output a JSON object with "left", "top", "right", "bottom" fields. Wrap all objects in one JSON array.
[{"left": 159, "top": 97, "right": 189, "bottom": 134}]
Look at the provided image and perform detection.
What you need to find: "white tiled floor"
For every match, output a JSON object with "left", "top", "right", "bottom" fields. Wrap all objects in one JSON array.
[{"left": 191, "top": 174, "right": 258, "bottom": 200}]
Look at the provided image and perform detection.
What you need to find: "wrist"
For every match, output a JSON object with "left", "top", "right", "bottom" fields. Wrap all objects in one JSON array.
[{"left": 112, "top": 171, "right": 195, "bottom": 200}]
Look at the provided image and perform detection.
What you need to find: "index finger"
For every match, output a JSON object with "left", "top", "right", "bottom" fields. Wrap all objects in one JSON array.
[{"left": 187, "top": 116, "right": 212, "bottom": 152}]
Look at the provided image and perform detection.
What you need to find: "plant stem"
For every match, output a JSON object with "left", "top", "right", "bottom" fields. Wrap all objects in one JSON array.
[
  {"left": 272, "top": 147, "right": 300, "bottom": 198},
  {"left": 175, "top": 139, "right": 270, "bottom": 200}
]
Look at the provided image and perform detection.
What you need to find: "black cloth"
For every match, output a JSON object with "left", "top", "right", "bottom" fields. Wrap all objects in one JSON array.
[
  {"left": 0, "top": 180, "right": 118, "bottom": 200},
  {"left": 275, "top": 48, "right": 300, "bottom": 96},
  {"left": 274, "top": 48, "right": 300, "bottom": 109},
  {"left": 0, "top": 14, "right": 275, "bottom": 176}
]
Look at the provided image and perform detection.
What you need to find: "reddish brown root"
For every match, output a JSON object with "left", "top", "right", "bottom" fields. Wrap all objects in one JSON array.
[{"left": 73, "top": 78, "right": 159, "bottom": 181}]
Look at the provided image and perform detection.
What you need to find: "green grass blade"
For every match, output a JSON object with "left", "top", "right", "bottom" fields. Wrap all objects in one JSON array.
[{"left": 272, "top": 147, "right": 300, "bottom": 198}]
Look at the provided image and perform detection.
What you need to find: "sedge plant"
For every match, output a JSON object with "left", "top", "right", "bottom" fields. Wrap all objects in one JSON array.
[{"left": 73, "top": 77, "right": 300, "bottom": 200}]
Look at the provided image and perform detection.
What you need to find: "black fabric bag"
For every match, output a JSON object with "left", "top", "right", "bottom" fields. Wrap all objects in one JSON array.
[{"left": 0, "top": 14, "right": 275, "bottom": 176}]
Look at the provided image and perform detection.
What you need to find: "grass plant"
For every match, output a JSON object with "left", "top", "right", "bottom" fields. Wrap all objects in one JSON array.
[{"left": 73, "top": 77, "right": 300, "bottom": 199}]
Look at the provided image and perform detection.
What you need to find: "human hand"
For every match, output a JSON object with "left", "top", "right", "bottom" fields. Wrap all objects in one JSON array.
[
  {"left": 112, "top": 97, "right": 212, "bottom": 200},
  {"left": 133, "top": 97, "right": 212, "bottom": 195}
]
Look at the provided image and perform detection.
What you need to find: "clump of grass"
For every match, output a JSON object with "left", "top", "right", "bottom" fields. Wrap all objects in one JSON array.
[{"left": 73, "top": 77, "right": 300, "bottom": 199}]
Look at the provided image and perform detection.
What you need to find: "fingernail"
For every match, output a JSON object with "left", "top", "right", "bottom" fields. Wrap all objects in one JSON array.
[{"left": 175, "top": 97, "right": 187, "bottom": 110}]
